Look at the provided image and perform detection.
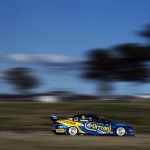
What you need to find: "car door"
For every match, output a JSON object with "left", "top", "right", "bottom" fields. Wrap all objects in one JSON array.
[
  {"left": 84, "top": 115, "right": 111, "bottom": 135},
  {"left": 95, "top": 116, "right": 112, "bottom": 134},
  {"left": 81, "top": 115, "right": 99, "bottom": 134},
  {"left": 77, "top": 115, "right": 97, "bottom": 135}
]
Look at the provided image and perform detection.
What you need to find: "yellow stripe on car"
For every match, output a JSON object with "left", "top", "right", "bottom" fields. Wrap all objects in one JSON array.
[{"left": 57, "top": 120, "right": 85, "bottom": 134}]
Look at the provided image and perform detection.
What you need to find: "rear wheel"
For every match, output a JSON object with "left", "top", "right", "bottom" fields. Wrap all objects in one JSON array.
[
  {"left": 115, "top": 127, "right": 126, "bottom": 136},
  {"left": 67, "top": 127, "right": 78, "bottom": 135}
]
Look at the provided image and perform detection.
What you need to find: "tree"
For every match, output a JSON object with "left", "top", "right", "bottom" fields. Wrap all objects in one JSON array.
[
  {"left": 82, "top": 45, "right": 150, "bottom": 96},
  {"left": 82, "top": 24, "right": 150, "bottom": 96},
  {"left": 114, "top": 43, "right": 150, "bottom": 94},
  {"left": 138, "top": 24, "right": 150, "bottom": 45},
  {"left": 138, "top": 24, "right": 150, "bottom": 60},
  {"left": 4, "top": 68, "right": 40, "bottom": 93},
  {"left": 82, "top": 49, "right": 116, "bottom": 97}
]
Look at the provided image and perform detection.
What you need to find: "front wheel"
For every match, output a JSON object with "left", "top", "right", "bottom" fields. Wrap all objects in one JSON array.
[
  {"left": 67, "top": 127, "right": 78, "bottom": 135},
  {"left": 115, "top": 127, "right": 126, "bottom": 136}
]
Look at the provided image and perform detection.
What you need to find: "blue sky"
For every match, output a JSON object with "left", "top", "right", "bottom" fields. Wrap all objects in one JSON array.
[{"left": 0, "top": 0, "right": 150, "bottom": 95}]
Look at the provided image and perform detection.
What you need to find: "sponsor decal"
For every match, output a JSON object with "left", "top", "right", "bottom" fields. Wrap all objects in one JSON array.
[
  {"left": 116, "top": 124, "right": 125, "bottom": 126},
  {"left": 58, "top": 126, "right": 64, "bottom": 129},
  {"left": 86, "top": 123, "right": 92, "bottom": 128},
  {"left": 85, "top": 123, "right": 111, "bottom": 133},
  {"left": 96, "top": 125, "right": 111, "bottom": 132},
  {"left": 56, "top": 129, "right": 65, "bottom": 133},
  {"left": 97, "top": 130, "right": 107, "bottom": 134}
]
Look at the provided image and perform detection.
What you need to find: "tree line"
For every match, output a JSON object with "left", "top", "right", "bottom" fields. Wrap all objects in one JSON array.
[{"left": 2, "top": 24, "right": 150, "bottom": 95}]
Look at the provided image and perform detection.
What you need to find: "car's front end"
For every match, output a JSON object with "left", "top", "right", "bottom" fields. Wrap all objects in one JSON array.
[
  {"left": 125, "top": 125, "right": 134, "bottom": 136},
  {"left": 110, "top": 122, "right": 135, "bottom": 136}
]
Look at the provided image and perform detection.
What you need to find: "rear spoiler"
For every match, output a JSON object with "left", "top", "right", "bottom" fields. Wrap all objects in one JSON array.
[{"left": 50, "top": 115, "right": 59, "bottom": 122}]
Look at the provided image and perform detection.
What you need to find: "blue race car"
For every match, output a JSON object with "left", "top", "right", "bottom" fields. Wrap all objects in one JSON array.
[{"left": 50, "top": 114, "right": 134, "bottom": 136}]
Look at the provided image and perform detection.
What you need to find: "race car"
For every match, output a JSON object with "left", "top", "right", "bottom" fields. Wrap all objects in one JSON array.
[{"left": 50, "top": 114, "right": 134, "bottom": 136}]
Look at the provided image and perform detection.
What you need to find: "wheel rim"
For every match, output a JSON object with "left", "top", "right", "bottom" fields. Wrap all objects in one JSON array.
[
  {"left": 68, "top": 127, "right": 78, "bottom": 135},
  {"left": 116, "top": 127, "right": 126, "bottom": 136}
]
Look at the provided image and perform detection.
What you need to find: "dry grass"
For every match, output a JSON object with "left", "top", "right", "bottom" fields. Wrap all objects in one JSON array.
[
  {"left": 0, "top": 101, "right": 150, "bottom": 133},
  {"left": 0, "top": 100, "right": 149, "bottom": 150}
]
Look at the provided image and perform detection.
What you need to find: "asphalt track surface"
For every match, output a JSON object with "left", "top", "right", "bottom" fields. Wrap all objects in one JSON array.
[{"left": 0, "top": 132, "right": 150, "bottom": 150}]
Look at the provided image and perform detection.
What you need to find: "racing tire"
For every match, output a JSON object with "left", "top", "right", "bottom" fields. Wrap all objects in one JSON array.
[
  {"left": 67, "top": 127, "right": 78, "bottom": 135},
  {"left": 115, "top": 127, "right": 126, "bottom": 136}
]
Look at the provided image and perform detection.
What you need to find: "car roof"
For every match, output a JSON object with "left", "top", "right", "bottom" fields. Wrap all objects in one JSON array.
[{"left": 71, "top": 114, "right": 99, "bottom": 118}]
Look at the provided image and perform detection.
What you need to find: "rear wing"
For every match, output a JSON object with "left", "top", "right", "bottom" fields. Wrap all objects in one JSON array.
[{"left": 50, "top": 115, "right": 58, "bottom": 123}]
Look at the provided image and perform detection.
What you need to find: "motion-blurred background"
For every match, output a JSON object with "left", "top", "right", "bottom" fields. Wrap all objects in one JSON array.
[{"left": 0, "top": 0, "right": 150, "bottom": 149}]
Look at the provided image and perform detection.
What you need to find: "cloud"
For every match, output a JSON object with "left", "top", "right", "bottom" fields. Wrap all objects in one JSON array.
[
  {"left": 2, "top": 54, "right": 76, "bottom": 63},
  {"left": 0, "top": 54, "right": 82, "bottom": 74},
  {"left": 4, "top": 54, "right": 31, "bottom": 62}
]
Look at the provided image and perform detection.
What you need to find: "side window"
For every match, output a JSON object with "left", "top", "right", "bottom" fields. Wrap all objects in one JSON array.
[
  {"left": 80, "top": 115, "right": 89, "bottom": 121},
  {"left": 73, "top": 116, "right": 79, "bottom": 122},
  {"left": 73, "top": 115, "right": 81, "bottom": 122},
  {"left": 91, "top": 116, "right": 103, "bottom": 123}
]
